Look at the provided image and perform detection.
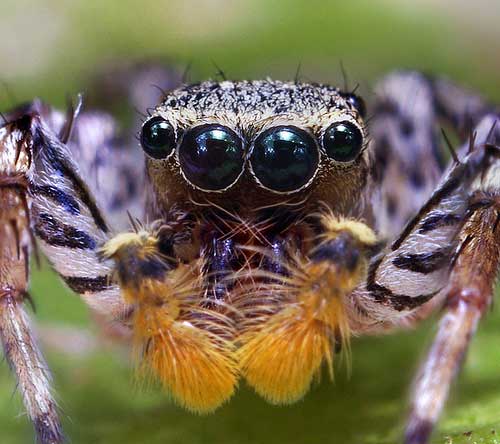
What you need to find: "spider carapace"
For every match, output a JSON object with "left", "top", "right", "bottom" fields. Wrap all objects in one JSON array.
[{"left": 1, "top": 68, "right": 499, "bottom": 444}]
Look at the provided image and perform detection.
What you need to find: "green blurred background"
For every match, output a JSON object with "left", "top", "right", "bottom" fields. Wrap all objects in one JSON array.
[{"left": 1, "top": 0, "right": 500, "bottom": 443}]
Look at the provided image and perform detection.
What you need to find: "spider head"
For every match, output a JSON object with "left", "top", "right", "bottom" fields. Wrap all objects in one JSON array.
[{"left": 140, "top": 80, "right": 369, "bottom": 214}]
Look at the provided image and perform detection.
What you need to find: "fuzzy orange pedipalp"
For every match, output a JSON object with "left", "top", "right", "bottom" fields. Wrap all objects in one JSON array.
[
  {"left": 133, "top": 295, "right": 238, "bottom": 413},
  {"left": 101, "top": 232, "right": 239, "bottom": 413},
  {"left": 237, "top": 259, "right": 356, "bottom": 404}
]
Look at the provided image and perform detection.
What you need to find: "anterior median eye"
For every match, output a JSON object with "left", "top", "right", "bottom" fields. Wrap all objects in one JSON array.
[
  {"left": 250, "top": 126, "right": 319, "bottom": 193},
  {"left": 179, "top": 125, "right": 244, "bottom": 191},
  {"left": 140, "top": 116, "right": 176, "bottom": 159},
  {"left": 323, "top": 121, "right": 363, "bottom": 162}
]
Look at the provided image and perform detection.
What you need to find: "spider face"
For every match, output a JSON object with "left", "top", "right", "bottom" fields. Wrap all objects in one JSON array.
[{"left": 141, "top": 80, "right": 368, "bottom": 214}]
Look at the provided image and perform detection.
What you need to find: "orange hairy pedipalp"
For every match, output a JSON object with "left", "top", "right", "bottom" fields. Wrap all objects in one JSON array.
[
  {"left": 236, "top": 216, "right": 376, "bottom": 404},
  {"left": 236, "top": 259, "right": 353, "bottom": 404},
  {"left": 101, "top": 232, "right": 239, "bottom": 413}
]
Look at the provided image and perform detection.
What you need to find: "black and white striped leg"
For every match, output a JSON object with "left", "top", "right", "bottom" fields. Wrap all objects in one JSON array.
[
  {"left": 370, "top": 71, "right": 499, "bottom": 238},
  {"left": 353, "top": 116, "right": 500, "bottom": 332},
  {"left": 19, "top": 103, "right": 126, "bottom": 319},
  {"left": 0, "top": 117, "right": 64, "bottom": 443},
  {"left": 405, "top": 190, "right": 500, "bottom": 444}
]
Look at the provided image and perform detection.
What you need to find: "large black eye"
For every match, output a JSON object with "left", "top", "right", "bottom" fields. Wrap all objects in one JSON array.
[
  {"left": 250, "top": 126, "right": 319, "bottom": 192},
  {"left": 140, "top": 116, "right": 175, "bottom": 159},
  {"left": 179, "top": 125, "right": 244, "bottom": 191},
  {"left": 323, "top": 121, "right": 363, "bottom": 162}
]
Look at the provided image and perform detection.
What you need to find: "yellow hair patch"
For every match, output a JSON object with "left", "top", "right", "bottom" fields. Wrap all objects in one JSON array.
[
  {"left": 100, "top": 230, "right": 158, "bottom": 260},
  {"left": 320, "top": 214, "right": 378, "bottom": 246}
]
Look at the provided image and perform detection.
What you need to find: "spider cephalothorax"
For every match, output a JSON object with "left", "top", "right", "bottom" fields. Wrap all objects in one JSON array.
[{"left": 0, "top": 68, "right": 499, "bottom": 444}]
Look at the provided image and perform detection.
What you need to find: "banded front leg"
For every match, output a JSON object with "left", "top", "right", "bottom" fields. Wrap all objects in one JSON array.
[
  {"left": 355, "top": 127, "right": 500, "bottom": 330},
  {"left": 370, "top": 71, "right": 499, "bottom": 238},
  {"left": 0, "top": 114, "right": 63, "bottom": 443}
]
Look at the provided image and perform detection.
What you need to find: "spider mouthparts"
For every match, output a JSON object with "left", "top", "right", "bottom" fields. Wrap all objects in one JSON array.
[
  {"left": 102, "top": 232, "right": 238, "bottom": 412},
  {"left": 135, "top": 296, "right": 238, "bottom": 413},
  {"left": 236, "top": 260, "right": 354, "bottom": 405}
]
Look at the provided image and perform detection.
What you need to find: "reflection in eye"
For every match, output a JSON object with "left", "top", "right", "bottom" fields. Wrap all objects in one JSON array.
[
  {"left": 323, "top": 121, "right": 363, "bottom": 162},
  {"left": 179, "top": 125, "right": 244, "bottom": 191},
  {"left": 250, "top": 126, "right": 319, "bottom": 192},
  {"left": 140, "top": 116, "right": 176, "bottom": 159}
]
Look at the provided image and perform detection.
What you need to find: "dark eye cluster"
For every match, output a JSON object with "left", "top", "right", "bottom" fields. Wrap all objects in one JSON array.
[{"left": 140, "top": 117, "right": 363, "bottom": 193}]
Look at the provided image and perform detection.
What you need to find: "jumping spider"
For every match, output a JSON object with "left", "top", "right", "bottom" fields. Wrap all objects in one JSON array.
[{"left": 0, "top": 65, "right": 499, "bottom": 444}]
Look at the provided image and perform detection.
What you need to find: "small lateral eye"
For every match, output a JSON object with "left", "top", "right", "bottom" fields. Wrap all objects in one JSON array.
[
  {"left": 323, "top": 121, "right": 363, "bottom": 162},
  {"left": 250, "top": 126, "right": 319, "bottom": 193},
  {"left": 342, "top": 92, "right": 366, "bottom": 118},
  {"left": 179, "top": 124, "right": 244, "bottom": 191},
  {"left": 140, "top": 116, "right": 175, "bottom": 159}
]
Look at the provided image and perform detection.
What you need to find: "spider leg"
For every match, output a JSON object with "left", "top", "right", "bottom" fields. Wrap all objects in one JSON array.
[
  {"left": 405, "top": 190, "right": 500, "bottom": 444},
  {"left": 370, "top": 71, "right": 499, "bottom": 238},
  {"left": 2, "top": 104, "right": 127, "bottom": 440},
  {"left": 353, "top": 117, "right": 500, "bottom": 333},
  {"left": 355, "top": 111, "right": 500, "bottom": 442},
  {"left": 0, "top": 119, "right": 63, "bottom": 443}
]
